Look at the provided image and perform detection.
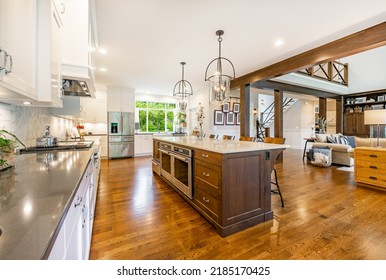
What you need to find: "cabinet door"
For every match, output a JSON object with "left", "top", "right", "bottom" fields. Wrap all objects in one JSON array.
[
  {"left": 121, "top": 91, "right": 135, "bottom": 112},
  {"left": 0, "top": 0, "right": 37, "bottom": 97},
  {"left": 107, "top": 89, "right": 122, "bottom": 111},
  {"left": 143, "top": 135, "right": 153, "bottom": 154},
  {"left": 355, "top": 112, "right": 370, "bottom": 136},
  {"left": 343, "top": 113, "right": 355, "bottom": 135}
]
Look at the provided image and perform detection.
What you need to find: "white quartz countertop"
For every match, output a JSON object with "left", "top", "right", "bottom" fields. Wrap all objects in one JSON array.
[{"left": 153, "top": 136, "right": 288, "bottom": 154}]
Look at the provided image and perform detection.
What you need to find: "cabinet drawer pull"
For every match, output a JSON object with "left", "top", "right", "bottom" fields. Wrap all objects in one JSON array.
[
  {"left": 369, "top": 176, "right": 378, "bottom": 180},
  {"left": 202, "top": 172, "right": 210, "bottom": 177},
  {"left": 74, "top": 196, "right": 83, "bottom": 208},
  {"left": 202, "top": 196, "right": 210, "bottom": 203},
  {"left": 201, "top": 153, "right": 209, "bottom": 158},
  {"left": 369, "top": 154, "right": 378, "bottom": 158},
  {"left": 369, "top": 165, "right": 378, "bottom": 169}
]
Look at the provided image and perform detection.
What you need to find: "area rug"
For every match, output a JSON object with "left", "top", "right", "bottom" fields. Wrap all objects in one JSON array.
[{"left": 337, "top": 166, "right": 354, "bottom": 172}]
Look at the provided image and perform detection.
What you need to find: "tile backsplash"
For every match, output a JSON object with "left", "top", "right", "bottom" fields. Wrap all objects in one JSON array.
[{"left": 0, "top": 102, "right": 74, "bottom": 147}]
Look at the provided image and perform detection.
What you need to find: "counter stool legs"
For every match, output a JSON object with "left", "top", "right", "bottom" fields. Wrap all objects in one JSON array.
[{"left": 271, "top": 168, "right": 284, "bottom": 207}]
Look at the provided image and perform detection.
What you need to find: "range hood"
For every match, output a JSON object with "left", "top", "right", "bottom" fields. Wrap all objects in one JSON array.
[
  {"left": 62, "top": 63, "right": 96, "bottom": 98},
  {"left": 62, "top": 79, "right": 92, "bottom": 97}
]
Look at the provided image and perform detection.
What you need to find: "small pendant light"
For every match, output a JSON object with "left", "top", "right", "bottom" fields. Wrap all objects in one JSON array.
[{"left": 173, "top": 62, "right": 193, "bottom": 112}]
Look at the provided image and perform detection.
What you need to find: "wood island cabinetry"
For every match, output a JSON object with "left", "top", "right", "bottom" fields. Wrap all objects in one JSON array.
[{"left": 153, "top": 137, "right": 284, "bottom": 237}]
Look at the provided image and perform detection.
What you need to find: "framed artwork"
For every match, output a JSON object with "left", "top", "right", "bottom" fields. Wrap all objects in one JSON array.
[
  {"left": 226, "top": 112, "right": 235, "bottom": 125},
  {"left": 222, "top": 102, "right": 230, "bottom": 113},
  {"left": 233, "top": 103, "right": 240, "bottom": 113},
  {"left": 214, "top": 110, "right": 224, "bottom": 125},
  {"left": 236, "top": 113, "right": 240, "bottom": 125}
]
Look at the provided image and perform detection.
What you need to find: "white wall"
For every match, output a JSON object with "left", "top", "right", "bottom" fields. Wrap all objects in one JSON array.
[{"left": 342, "top": 45, "right": 386, "bottom": 93}]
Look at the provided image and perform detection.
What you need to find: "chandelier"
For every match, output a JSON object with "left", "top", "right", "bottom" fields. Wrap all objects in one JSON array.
[
  {"left": 205, "top": 30, "right": 235, "bottom": 103},
  {"left": 173, "top": 62, "right": 193, "bottom": 112}
]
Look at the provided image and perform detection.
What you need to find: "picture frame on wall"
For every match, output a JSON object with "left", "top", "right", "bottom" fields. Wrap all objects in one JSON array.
[
  {"left": 214, "top": 110, "right": 224, "bottom": 125},
  {"left": 236, "top": 113, "right": 240, "bottom": 125},
  {"left": 226, "top": 112, "right": 235, "bottom": 125},
  {"left": 233, "top": 103, "right": 240, "bottom": 113},
  {"left": 222, "top": 102, "right": 230, "bottom": 113}
]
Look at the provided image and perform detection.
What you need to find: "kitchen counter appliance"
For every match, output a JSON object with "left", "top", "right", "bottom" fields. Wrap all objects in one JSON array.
[
  {"left": 108, "top": 111, "right": 135, "bottom": 158},
  {"left": 159, "top": 142, "right": 193, "bottom": 199},
  {"left": 36, "top": 126, "right": 58, "bottom": 147}
]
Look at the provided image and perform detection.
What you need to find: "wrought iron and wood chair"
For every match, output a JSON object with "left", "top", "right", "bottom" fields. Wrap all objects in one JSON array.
[
  {"left": 264, "top": 136, "right": 285, "bottom": 207},
  {"left": 222, "top": 135, "right": 235, "bottom": 140}
]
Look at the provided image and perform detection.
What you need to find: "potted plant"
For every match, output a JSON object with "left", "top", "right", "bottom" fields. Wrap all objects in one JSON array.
[{"left": 0, "top": 129, "right": 26, "bottom": 171}]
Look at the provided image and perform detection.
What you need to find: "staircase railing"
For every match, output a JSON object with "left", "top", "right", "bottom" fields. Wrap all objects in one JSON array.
[
  {"left": 297, "top": 60, "right": 348, "bottom": 86},
  {"left": 260, "top": 97, "right": 296, "bottom": 128}
]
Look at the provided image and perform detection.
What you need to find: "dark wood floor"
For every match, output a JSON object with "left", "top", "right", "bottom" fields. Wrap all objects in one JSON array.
[{"left": 89, "top": 149, "right": 386, "bottom": 260}]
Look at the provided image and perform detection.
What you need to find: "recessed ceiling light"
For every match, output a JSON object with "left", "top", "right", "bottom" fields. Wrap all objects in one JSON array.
[
  {"left": 274, "top": 40, "right": 284, "bottom": 46},
  {"left": 100, "top": 68, "right": 107, "bottom": 72},
  {"left": 98, "top": 48, "right": 107, "bottom": 54},
  {"left": 23, "top": 101, "right": 32, "bottom": 105}
]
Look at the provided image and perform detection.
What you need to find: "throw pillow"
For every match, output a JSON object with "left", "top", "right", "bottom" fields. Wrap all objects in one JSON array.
[
  {"left": 327, "top": 134, "right": 336, "bottom": 143},
  {"left": 316, "top": 134, "right": 329, "bottom": 143},
  {"left": 346, "top": 136, "right": 356, "bottom": 148},
  {"left": 338, "top": 135, "right": 349, "bottom": 145}
]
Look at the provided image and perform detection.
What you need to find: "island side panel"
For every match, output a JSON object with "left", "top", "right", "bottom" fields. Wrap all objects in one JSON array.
[{"left": 220, "top": 151, "right": 272, "bottom": 234}]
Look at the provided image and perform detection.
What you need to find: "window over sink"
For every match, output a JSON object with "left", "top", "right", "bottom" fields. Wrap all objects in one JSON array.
[{"left": 135, "top": 101, "right": 176, "bottom": 133}]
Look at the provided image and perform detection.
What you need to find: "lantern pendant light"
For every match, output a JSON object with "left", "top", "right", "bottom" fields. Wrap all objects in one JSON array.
[
  {"left": 205, "top": 30, "right": 235, "bottom": 104},
  {"left": 173, "top": 62, "right": 193, "bottom": 112}
]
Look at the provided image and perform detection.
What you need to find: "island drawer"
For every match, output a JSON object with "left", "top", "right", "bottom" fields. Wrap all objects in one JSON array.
[
  {"left": 195, "top": 160, "right": 221, "bottom": 187},
  {"left": 194, "top": 182, "right": 220, "bottom": 221},
  {"left": 194, "top": 149, "right": 222, "bottom": 165}
]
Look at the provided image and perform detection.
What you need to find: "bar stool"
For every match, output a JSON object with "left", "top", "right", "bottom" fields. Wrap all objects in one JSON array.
[
  {"left": 264, "top": 137, "right": 285, "bottom": 207},
  {"left": 239, "top": 136, "right": 256, "bottom": 142},
  {"left": 222, "top": 135, "right": 235, "bottom": 140}
]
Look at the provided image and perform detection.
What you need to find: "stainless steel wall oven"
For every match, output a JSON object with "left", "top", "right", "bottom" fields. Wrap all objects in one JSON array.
[{"left": 159, "top": 142, "right": 192, "bottom": 199}]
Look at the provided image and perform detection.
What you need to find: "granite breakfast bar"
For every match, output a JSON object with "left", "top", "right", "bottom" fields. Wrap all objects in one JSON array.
[{"left": 152, "top": 136, "right": 287, "bottom": 237}]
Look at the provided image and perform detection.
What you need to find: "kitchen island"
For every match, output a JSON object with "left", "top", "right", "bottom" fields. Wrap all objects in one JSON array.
[
  {"left": 152, "top": 136, "right": 287, "bottom": 237},
  {"left": 0, "top": 148, "right": 97, "bottom": 259}
]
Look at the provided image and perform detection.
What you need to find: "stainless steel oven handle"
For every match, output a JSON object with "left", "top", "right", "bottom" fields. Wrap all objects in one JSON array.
[
  {"left": 171, "top": 152, "right": 191, "bottom": 163},
  {"left": 159, "top": 148, "right": 171, "bottom": 155}
]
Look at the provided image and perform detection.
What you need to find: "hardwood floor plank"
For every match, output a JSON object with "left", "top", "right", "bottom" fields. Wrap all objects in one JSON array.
[{"left": 89, "top": 149, "right": 386, "bottom": 260}]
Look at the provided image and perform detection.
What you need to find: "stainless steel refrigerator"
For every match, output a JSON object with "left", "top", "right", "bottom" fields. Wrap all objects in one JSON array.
[{"left": 108, "top": 112, "right": 135, "bottom": 158}]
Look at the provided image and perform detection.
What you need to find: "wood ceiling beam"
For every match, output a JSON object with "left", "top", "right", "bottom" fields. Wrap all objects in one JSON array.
[{"left": 231, "top": 21, "right": 386, "bottom": 89}]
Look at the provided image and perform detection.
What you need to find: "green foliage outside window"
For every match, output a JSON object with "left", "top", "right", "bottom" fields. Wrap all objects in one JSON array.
[{"left": 136, "top": 101, "right": 177, "bottom": 132}]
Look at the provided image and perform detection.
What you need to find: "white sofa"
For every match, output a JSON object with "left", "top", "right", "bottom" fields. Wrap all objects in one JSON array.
[{"left": 311, "top": 134, "right": 386, "bottom": 166}]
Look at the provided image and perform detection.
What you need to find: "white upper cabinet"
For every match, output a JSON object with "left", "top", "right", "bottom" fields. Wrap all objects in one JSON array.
[
  {"left": 80, "top": 90, "right": 107, "bottom": 123},
  {"left": 107, "top": 87, "right": 135, "bottom": 112},
  {"left": 0, "top": 0, "right": 38, "bottom": 99},
  {"left": 36, "top": 0, "right": 64, "bottom": 107},
  {"left": 61, "top": 0, "right": 96, "bottom": 97}
]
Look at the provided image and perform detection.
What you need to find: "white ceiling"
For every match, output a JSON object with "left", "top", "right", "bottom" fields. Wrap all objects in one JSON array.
[{"left": 94, "top": 0, "right": 386, "bottom": 95}]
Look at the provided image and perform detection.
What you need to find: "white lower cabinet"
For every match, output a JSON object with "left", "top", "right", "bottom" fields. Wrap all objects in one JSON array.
[
  {"left": 135, "top": 134, "right": 153, "bottom": 156},
  {"left": 48, "top": 156, "right": 97, "bottom": 260}
]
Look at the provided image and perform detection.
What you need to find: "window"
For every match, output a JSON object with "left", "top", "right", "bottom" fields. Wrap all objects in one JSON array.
[{"left": 135, "top": 101, "right": 177, "bottom": 132}]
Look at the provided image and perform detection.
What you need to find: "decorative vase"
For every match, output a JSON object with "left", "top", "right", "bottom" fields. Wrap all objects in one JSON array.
[{"left": 198, "top": 124, "right": 204, "bottom": 140}]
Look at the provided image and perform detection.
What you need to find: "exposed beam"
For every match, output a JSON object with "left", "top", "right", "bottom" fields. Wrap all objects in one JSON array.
[
  {"left": 336, "top": 98, "right": 343, "bottom": 133},
  {"left": 252, "top": 80, "right": 341, "bottom": 99},
  {"left": 319, "top": 97, "right": 327, "bottom": 120},
  {"left": 274, "top": 90, "right": 283, "bottom": 162},
  {"left": 240, "top": 84, "right": 250, "bottom": 136},
  {"left": 231, "top": 21, "right": 386, "bottom": 89}
]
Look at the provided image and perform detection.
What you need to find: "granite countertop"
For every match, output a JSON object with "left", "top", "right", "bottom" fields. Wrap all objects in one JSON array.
[
  {"left": 153, "top": 136, "right": 289, "bottom": 154},
  {"left": 0, "top": 149, "right": 94, "bottom": 259}
]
